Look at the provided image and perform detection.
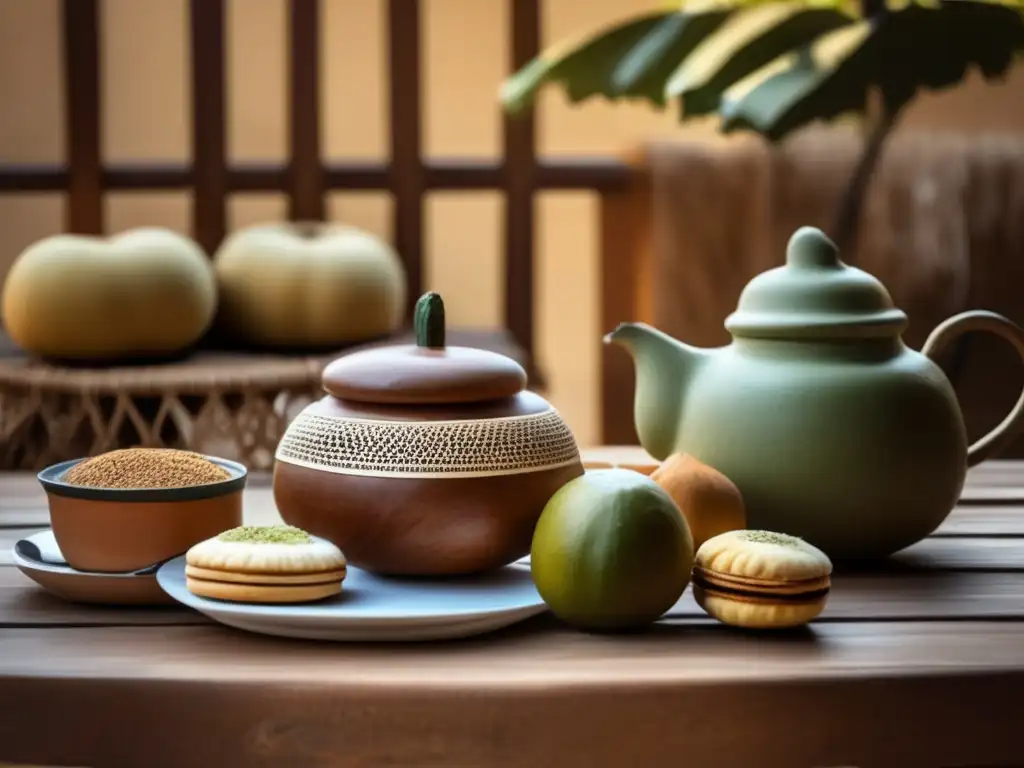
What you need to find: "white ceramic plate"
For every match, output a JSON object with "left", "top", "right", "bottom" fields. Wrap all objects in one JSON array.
[
  {"left": 156, "top": 554, "right": 547, "bottom": 641},
  {"left": 12, "top": 530, "right": 176, "bottom": 605}
]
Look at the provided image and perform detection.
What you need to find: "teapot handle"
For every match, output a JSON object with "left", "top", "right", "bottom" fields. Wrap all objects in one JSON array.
[{"left": 922, "top": 310, "right": 1024, "bottom": 468}]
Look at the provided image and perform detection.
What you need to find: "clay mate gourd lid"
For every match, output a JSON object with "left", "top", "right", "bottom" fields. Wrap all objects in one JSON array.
[
  {"left": 321, "top": 292, "right": 528, "bottom": 404},
  {"left": 724, "top": 227, "right": 909, "bottom": 340}
]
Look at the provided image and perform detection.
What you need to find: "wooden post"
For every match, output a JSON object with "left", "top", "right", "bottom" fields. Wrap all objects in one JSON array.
[
  {"left": 189, "top": 0, "right": 228, "bottom": 256},
  {"left": 61, "top": 0, "right": 103, "bottom": 235},
  {"left": 599, "top": 163, "right": 653, "bottom": 445},
  {"left": 387, "top": 0, "right": 425, "bottom": 314},
  {"left": 288, "top": 0, "right": 325, "bottom": 222},
  {"left": 503, "top": 0, "right": 541, "bottom": 364}
]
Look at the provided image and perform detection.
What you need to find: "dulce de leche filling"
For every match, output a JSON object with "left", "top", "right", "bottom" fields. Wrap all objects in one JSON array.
[{"left": 693, "top": 566, "right": 831, "bottom": 603}]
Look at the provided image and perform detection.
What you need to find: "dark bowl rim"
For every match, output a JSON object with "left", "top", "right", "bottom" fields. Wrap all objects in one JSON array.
[{"left": 38, "top": 455, "right": 248, "bottom": 503}]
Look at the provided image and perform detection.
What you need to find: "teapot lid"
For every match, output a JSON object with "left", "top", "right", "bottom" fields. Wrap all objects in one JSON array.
[
  {"left": 724, "top": 227, "right": 908, "bottom": 339},
  {"left": 322, "top": 292, "right": 527, "bottom": 405}
]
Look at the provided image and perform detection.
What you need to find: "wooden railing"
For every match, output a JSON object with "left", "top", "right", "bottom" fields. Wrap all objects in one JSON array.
[{"left": 0, "top": 0, "right": 651, "bottom": 445}]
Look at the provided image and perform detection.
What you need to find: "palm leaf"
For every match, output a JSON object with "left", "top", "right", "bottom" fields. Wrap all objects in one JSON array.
[
  {"left": 500, "top": 13, "right": 672, "bottom": 115},
  {"left": 501, "top": 0, "right": 1024, "bottom": 143},
  {"left": 665, "top": 2, "right": 856, "bottom": 117},
  {"left": 720, "top": 1, "right": 1024, "bottom": 141},
  {"left": 609, "top": 5, "right": 735, "bottom": 105},
  {"left": 720, "top": 20, "right": 874, "bottom": 139}
]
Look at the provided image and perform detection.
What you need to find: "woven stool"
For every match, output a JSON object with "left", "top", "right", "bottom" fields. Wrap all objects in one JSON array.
[{"left": 0, "top": 329, "right": 533, "bottom": 472}]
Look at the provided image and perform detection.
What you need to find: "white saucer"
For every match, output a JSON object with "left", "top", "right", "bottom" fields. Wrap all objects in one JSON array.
[
  {"left": 12, "top": 530, "right": 176, "bottom": 605},
  {"left": 156, "top": 554, "right": 547, "bottom": 641}
]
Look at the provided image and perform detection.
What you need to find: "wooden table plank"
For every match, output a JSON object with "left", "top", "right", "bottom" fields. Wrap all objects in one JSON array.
[
  {"left": 8, "top": 520, "right": 1024, "bottom": 570},
  {"left": 0, "top": 568, "right": 205, "bottom": 627},
  {"left": 2, "top": 619, "right": 1024, "bottom": 686},
  {"left": 0, "top": 505, "right": 48, "bottom": 526},
  {"left": 0, "top": 490, "right": 282, "bottom": 540},
  {"left": 5, "top": 472, "right": 1024, "bottom": 530},
  {"left": 3, "top": 459, "right": 1024, "bottom": 502},
  {"left": 3, "top": 459, "right": 1024, "bottom": 491},
  {"left": 3, "top": 455, "right": 1024, "bottom": 767},
  {"left": 885, "top": 537, "right": 1024, "bottom": 571},
  {"left": 7, "top": 532, "right": 1024, "bottom": 575},
  {"left": 674, "top": 572, "right": 1024, "bottom": 620},
  {"left": 6, "top": 560, "right": 1024, "bottom": 626},
  {"left": 3, "top": 499, "right": 1021, "bottom": 537},
  {"left": 0, "top": 527, "right": 44, "bottom": 565},
  {"left": 931, "top": 507, "right": 1024, "bottom": 535},
  {"left": 1, "top": 624, "right": 1023, "bottom": 767},
  {"left": 5, "top": 503, "right": 1024, "bottom": 574}
]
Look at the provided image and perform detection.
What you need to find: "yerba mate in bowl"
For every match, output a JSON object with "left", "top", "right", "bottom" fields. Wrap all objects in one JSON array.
[
  {"left": 39, "top": 448, "right": 247, "bottom": 574},
  {"left": 64, "top": 448, "right": 231, "bottom": 488}
]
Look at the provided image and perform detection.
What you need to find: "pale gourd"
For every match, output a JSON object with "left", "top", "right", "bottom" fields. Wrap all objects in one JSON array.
[
  {"left": 1, "top": 228, "right": 217, "bottom": 360},
  {"left": 213, "top": 222, "right": 407, "bottom": 349}
]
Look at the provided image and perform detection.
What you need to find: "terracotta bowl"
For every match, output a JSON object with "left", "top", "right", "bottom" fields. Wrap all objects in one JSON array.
[
  {"left": 38, "top": 456, "right": 247, "bottom": 574},
  {"left": 13, "top": 537, "right": 177, "bottom": 606}
]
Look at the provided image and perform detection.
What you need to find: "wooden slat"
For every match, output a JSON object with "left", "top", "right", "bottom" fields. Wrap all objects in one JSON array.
[
  {"left": 287, "top": 0, "right": 324, "bottom": 221},
  {"left": 189, "top": 0, "right": 228, "bottom": 255},
  {"left": 967, "top": 460, "right": 1024, "bottom": 481},
  {"left": 2, "top": 458, "right": 1023, "bottom": 495},
  {"left": 961, "top": 486, "right": 1024, "bottom": 504},
  {"left": 665, "top": 572, "right": 1024, "bottom": 621},
  {"left": 0, "top": 159, "right": 634, "bottom": 193},
  {"left": 0, "top": 528, "right": 46, "bottom": 565},
  {"left": 599, "top": 172, "right": 653, "bottom": 445},
  {"left": 825, "top": 571, "right": 1024, "bottom": 620},
  {"left": 61, "top": 0, "right": 103, "bottom": 234},
  {"left": 3, "top": 470, "right": 1024, "bottom": 533},
  {"left": 0, "top": 506, "right": 46, "bottom": 527},
  {"left": 387, "top": 0, "right": 425, "bottom": 311},
  {"left": 5, "top": 523, "right": 1024, "bottom": 624},
  {"left": 885, "top": 537, "right": 1024, "bottom": 571},
  {"left": 0, "top": 475, "right": 46, "bottom": 500},
  {"left": 503, "top": 0, "right": 541, "bottom": 362},
  {"left": 932, "top": 506, "right": 1024, "bottom": 536},
  {"left": 0, "top": 568, "right": 204, "bottom": 627},
  {"left": 5, "top": 621, "right": 1024, "bottom": 683},
  {"left": 0, "top": 496, "right": 282, "bottom": 561},
  {"left": 3, "top": 490, "right": 1022, "bottom": 538},
  {"left": 0, "top": 471, "right": 271, "bottom": 499},
  {"left": 9, "top": 565, "right": 1024, "bottom": 627},
  {"left": 3, "top": 623, "right": 1024, "bottom": 768}
]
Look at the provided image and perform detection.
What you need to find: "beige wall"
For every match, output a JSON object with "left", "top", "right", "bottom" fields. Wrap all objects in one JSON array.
[{"left": 2, "top": 0, "right": 1024, "bottom": 446}]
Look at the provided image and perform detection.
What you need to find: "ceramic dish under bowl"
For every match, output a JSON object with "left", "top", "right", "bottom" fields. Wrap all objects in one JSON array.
[
  {"left": 38, "top": 455, "right": 247, "bottom": 574},
  {"left": 12, "top": 530, "right": 176, "bottom": 606},
  {"left": 157, "top": 555, "right": 545, "bottom": 641}
]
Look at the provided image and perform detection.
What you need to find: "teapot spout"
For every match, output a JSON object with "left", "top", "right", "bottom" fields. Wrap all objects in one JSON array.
[{"left": 604, "top": 323, "right": 712, "bottom": 461}]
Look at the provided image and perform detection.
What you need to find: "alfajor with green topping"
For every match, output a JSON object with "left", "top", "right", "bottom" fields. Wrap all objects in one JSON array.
[
  {"left": 692, "top": 529, "right": 832, "bottom": 629},
  {"left": 185, "top": 525, "right": 347, "bottom": 604}
]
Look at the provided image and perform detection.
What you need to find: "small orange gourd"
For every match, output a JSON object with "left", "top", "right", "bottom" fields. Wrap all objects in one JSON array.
[{"left": 651, "top": 453, "right": 746, "bottom": 551}]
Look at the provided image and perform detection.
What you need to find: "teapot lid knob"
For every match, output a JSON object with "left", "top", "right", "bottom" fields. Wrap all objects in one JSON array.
[
  {"left": 787, "top": 226, "right": 840, "bottom": 269},
  {"left": 724, "top": 225, "right": 908, "bottom": 340}
]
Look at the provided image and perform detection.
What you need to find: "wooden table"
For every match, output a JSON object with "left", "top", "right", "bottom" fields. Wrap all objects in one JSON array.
[{"left": 3, "top": 448, "right": 1024, "bottom": 768}]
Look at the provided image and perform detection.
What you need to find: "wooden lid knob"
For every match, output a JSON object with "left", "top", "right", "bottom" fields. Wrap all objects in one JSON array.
[{"left": 322, "top": 292, "right": 527, "bottom": 404}]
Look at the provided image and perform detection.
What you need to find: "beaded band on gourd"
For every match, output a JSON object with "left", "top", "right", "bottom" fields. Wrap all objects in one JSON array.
[{"left": 275, "top": 408, "right": 580, "bottom": 478}]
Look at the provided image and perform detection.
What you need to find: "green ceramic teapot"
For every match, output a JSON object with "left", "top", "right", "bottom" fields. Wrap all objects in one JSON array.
[{"left": 607, "top": 226, "right": 1024, "bottom": 559}]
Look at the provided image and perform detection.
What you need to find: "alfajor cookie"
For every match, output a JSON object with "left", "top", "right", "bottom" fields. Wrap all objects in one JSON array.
[
  {"left": 185, "top": 525, "right": 347, "bottom": 604},
  {"left": 692, "top": 529, "right": 832, "bottom": 629}
]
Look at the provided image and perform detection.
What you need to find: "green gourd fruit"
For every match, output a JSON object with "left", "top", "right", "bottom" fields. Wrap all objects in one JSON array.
[
  {"left": 531, "top": 468, "right": 695, "bottom": 631},
  {"left": 1, "top": 227, "right": 217, "bottom": 361},
  {"left": 213, "top": 222, "right": 407, "bottom": 350}
]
